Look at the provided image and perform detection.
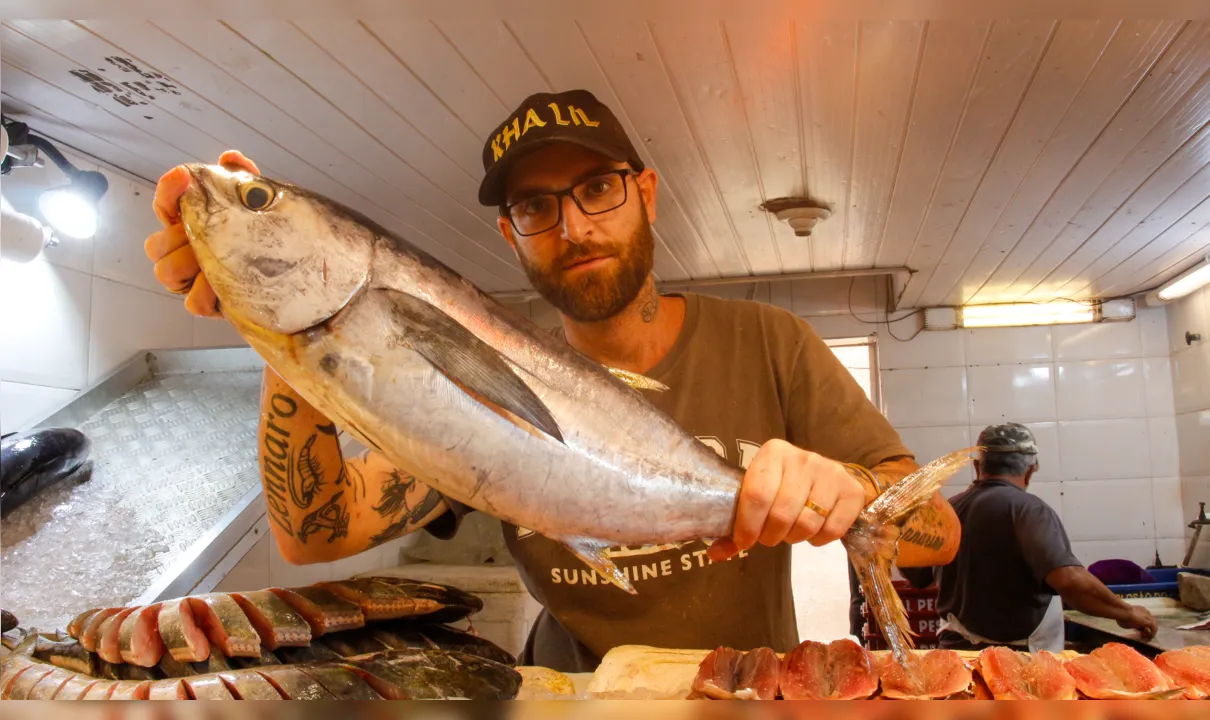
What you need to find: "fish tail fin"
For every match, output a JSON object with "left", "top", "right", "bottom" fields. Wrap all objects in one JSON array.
[
  {"left": 559, "top": 537, "right": 635, "bottom": 594},
  {"left": 846, "top": 541, "right": 920, "bottom": 670},
  {"left": 864, "top": 448, "right": 978, "bottom": 525}
]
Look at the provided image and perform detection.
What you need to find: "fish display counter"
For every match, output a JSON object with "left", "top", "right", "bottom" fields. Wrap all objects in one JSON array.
[{"left": 1, "top": 347, "right": 271, "bottom": 632}]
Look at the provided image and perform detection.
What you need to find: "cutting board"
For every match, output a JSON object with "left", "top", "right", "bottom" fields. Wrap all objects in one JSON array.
[{"left": 585, "top": 645, "right": 986, "bottom": 699}]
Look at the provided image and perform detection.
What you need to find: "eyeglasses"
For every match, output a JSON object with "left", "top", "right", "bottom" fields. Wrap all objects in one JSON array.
[{"left": 503, "top": 169, "right": 634, "bottom": 237}]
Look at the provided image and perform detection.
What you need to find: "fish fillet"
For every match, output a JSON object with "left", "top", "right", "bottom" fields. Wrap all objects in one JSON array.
[
  {"left": 67, "top": 608, "right": 101, "bottom": 640},
  {"left": 79, "top": 608, "right": 122, "bottom": 652},
  {"left": 232, "top": 589, "right": 312, "bottom": 649},
  {"left": 779, "top": 639, "right": 878, "bottom": 700},
  {"left": 107, "top": 680, "right": 152, "bottom": 700},
  {"left": 270, "top": 586, "right": 364, "bottom": 635},
  {"left": 1154, "top": 646, "right": 1210, "bottom": 700},
  {"left": 7, "top": 664, "right": 55, "bottom": 700},
  {"left": 687, "top": 647, "right": 742, "bottom": 699},
  {"left": 1065, "top": 643, "right": 1177, "bottom": 699},
  {"left": 79, "top": 678, "right": 119, "bottom": 700},
  {"left": 977, "top": 646, "right": 1077, "bottom": 700},
  {"left": 735, "top": 648, "right": 780, "bottom": 700},
  {"left": 118, "top": 603, "right": 165, "bottom": 667},
  {"left": 26, "top": 667, "right": 75, "bottom": 699},
  {"left": 217, "top": 670, "right": 286, "bottom": 700},
  {"left": 54, "top": 674, "right": 100, "bottom": 700},
  {"left": 878, "top": 649, "right": 973, "bottom": 699},
  {"left": 187, "top": 594, "right": 263, "bottom": 657},
  {"left": 158, "top": 597, "right": 211, "bottom": 662},
  {"left": 256, "top": 666, "right": 337, "bottom": 700},
  {"left": 185, "top": 674, "right": 237, "bottom": 699},
  {"left": 147, "top": 678, "right": 189, "bottom": 700},
  {"left": 96, "top": 606, "right": 139, "bottom": 664}
]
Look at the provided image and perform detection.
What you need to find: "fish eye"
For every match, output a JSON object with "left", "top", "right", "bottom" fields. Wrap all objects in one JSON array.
[{"left": 238, "top": 180, "right": 277, "bottom": 212}]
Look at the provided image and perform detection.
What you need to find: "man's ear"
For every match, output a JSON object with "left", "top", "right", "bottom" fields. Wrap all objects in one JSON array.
[
  {"left": 635, "top": 167, "right": 658, "bottom": 224},
  {"left": 497, "top": 215, "right": 521, "bottom": 260}
]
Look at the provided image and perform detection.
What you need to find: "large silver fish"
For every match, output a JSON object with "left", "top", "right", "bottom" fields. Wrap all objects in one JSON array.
[{"left": 178, "top": 164, "right": 970, "bottom": 673}]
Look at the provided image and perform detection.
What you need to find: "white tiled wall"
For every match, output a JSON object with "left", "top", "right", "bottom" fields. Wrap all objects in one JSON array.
[
  {"left": 0, "top": 147, "right": 247, "bottom": 434},
  {"left": 1166, "top": 282, "right": 1210, "bottom": 565}
]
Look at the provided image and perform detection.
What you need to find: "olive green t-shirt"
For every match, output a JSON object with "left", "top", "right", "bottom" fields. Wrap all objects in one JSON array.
[{"left": 429, "top": 292, "right": 912, "bottom": 672}]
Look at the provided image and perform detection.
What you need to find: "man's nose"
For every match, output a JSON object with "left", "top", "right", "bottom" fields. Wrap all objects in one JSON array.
[{"left": 557, "top": 194, "right": 594, "bottom": 244}]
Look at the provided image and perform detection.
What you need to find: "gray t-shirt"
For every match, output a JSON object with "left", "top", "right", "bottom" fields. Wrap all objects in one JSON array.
[{"left": 903, "top": 479, "right": 1080, "bottom": 643}]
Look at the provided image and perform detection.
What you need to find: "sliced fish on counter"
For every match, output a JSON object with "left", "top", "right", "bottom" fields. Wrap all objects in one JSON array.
[
  {"left": 148, "top": 678, "right": 189, "bottom": 700},
  {"left": 96, "top": 606, "right": 139, "bottom": 664},
  {"left": 108, "top": 679, "right": 153, "bottom": 700},
  {"left": 687, "top": 647, "right": 743, "bottom": 700},
  {"left": 1154, "top": 646, "right": 1210, "bottom": 700},
  {"left": 296, "top": 664, "right": 383, "bottom": 700},
  {"left": 976, "top": 647, "right": 1077, "bottom": 700},
  {"left": 273, "top": 644, "right": 345, "bottom": 664},
  {"left": 216, "top": 670, "right": 284, "bottom": 700},
  {"left": 377, "top": 619, "right": 516, "bottom": 666},
  {"left": 734, "top": 648, "right": 780, "bottom": 700},
  {"left": 33, "top": 637, "right": 95, "bottom": 676},
  {"left": 270, "top": 586, "right": 365, "bottom": 636},
  {"left": 188, "top": 594, "right": 263, "bottom": 658},
  {"left": 66, "top": 608, "right": 100, "bottom": 640},
  {"left": 158, "top": 598, "right": 211, "bottom": 662},
  {"left": 183, "top": 673, "right": 237, "bottom": 700},
  {"left": 54, "top": 674, "right": 100, "bottom": 700},
  {"left": 877, "top": 649, "right": 973, "bottom": 699},
  {"left": 79, "top": 678, "right": 119, "bottom": 700},
  {"left": 255, "top": 666, "right": 339, "bottom": 700},
  {"left": 342, "top": 649, "right": 522, "bottom": 700},
  {"left": 118, "top": 603, "right": 165, "bottom": 667},
  {"left": 26, "top": 666, "right": 75, "bottom": 699},
  {"left": 779, "top": 639, "right": 878, "bottom": 700},
  {"left": 230, "top": 590, "right": 311, "bottom": 649},
  {"left": 79, "top": 608, "right": 122, "bottom": 653},
  {"left": 0, "top": 428, "right": 91, "bottom": 516},
  {"left": 1064, "top": 643, "right": 1183, "bottom": 699}
]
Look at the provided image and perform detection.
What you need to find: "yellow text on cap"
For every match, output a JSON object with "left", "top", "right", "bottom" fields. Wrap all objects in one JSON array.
[{"left": 491, "top": 103, "right": 601, "bottom": 162}]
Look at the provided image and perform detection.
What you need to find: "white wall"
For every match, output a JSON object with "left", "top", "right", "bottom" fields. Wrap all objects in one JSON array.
[
  {"left": 1166, "top": 282, "right": 1210, "bottom": 565},
  {"left": 0, "top": 148, "right": 245, "bottom": 433}
]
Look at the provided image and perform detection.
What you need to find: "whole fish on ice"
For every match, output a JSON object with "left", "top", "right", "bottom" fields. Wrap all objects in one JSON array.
[
  {"left": 1, "top": 428, "right": 91, "bottom": 516},
  {"left": 177, "top": 164, "right": 972, "bottom": 674}
]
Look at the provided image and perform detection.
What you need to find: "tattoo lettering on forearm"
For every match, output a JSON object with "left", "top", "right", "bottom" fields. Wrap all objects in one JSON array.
[
  {"left": 262, "top": 393, "right": 297, "bottom": 537},
  {"left": 298, "top": 491, "right": 350, "bottom": 543},
  {"left": 901, "top": 527, "right": 945, "bottom": 551}
]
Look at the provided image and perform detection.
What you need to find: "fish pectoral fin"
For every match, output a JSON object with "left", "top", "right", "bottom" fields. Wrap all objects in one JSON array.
[
  {"left": 606, "top": 367, "right": 669, "bottom": 392},
  {"left": 377, "top": 289, "right": 563, "bottom": 443},
  {"left": 559, "top": 537, "right": 635, "bottom": 595},
  {"left": 865, "top": 448, "right": 977, "bottom": 525}
]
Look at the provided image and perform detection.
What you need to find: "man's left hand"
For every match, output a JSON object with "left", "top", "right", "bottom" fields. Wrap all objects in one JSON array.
[{"left": 707, "top": 439, "right": 867, "bottom": 562}]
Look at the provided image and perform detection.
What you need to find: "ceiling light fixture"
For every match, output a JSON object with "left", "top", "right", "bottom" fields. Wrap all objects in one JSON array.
[
  {"left": 924, "top": 300, "right": 1103, "bottom": 330},
  {"left": 3, "top": 119, "right": 109, "bottom": 240},
  {"left": 1147, "top": 255, "right": 1210, "bottom": 305},
  {"left": 760, "top": 197, "right": 832, "bottom": 237}
]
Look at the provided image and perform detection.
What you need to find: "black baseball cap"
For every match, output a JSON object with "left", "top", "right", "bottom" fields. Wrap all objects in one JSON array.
[{"left": 478, "top": 89, "right": 645, "bottom": 206}]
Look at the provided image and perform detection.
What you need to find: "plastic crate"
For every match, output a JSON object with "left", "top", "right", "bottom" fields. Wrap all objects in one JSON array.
[{"left": 1104, "top": 567, "right": 1210, "bottom": 600}]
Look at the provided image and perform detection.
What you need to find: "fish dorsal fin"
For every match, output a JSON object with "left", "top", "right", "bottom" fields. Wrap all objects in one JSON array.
[
  {"left": 606, "top": 367, "right": 669, "bottom": 392},
  {"left": 377, "top": 290, "right": 563, "bottom": 444}
]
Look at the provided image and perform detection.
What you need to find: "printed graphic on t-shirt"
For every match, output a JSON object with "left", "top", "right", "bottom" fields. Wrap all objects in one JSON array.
[{"left": 515, "top": 436, "right": 760, "bottom": 588}]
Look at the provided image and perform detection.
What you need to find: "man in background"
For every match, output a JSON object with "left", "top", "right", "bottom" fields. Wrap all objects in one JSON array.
[{"left": 902, "top": 423, "right": 1157, "bottom": 652}]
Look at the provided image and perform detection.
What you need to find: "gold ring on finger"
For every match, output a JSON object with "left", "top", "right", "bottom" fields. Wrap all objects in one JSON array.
[{"left": 805, "top": 500, "right": 830, "bottom": 519}]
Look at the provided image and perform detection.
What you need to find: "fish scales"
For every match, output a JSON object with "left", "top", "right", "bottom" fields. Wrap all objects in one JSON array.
[
  {"left": 217, "top": 670, "right": 286, "bottom": 699},
  {"left": 158, "top": 597, "right": 210, "bottom": 662},
  {"left": 269, "top": 587, "right": 364, "bottom": 636},
  {"left": 231, "top": 590, "right": 311, "bottom": 649},
  {"left": 118, "top": 603, "right": 165, "bottom": 667},
  {"left": 187, "top": 595, "right": 263, "bottom": 657}
]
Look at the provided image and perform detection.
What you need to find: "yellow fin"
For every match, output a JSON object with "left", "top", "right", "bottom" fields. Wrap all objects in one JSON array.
[{"left": 607, "top": 367, "right": 668, "bottom": 392}]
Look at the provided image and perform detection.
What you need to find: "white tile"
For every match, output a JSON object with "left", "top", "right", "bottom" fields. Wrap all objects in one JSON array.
[
  {"left": 1152, "top": 477, "right": 1186, "bottom": 540},
  {"left": 0, "top": 261, "right": 91, "bottom": 389},
  {"left": 91, "top": 174, "right": 171, "bottom": 297},
  {"left": 193, "top": 317, "right": 248, "bottom": 348},
  {"left": 1058, "top": 419, "right": 1152, "bottom": 480},
  {"left": 214, "top": 533, "right": 271, "bottom": 594},
  {"left": 39, "top": 233, "right": 95, "bottom": 276},
  {"left": 268, "top": 540, "right": 333, "bottom": 587},
  {"left": 1148, "top": 416, "right": 1181, "bottom": 478},
  {"left": 1025, "top": 422, "right": 1062, "bottom": 483},
  {"left": 879, "top": 325, "right": 966, "bottom": 370},
  {"left": 1070, "top": 540, "right": 1157, "bottom": 567},
  {"left": 88, "top": 278, "right": 194, "bottom": 384},
  {"left": 0, "top": 382, "right": 78, "bottom": 434},
  {"left": 967, "top": 364, "right": 1056, "bottom": 425},
  {"left": 1138, "top": 307, "right": 1170, "bottom": 358},
  {"left": 881, "top": 367, "right": 968, "bottom": 427},
  {"left": 1143, "top": 358, "right": 1175, "bottom": 417},
  {"left": 1053, "top": 320, "right": 1143, "bottom": 361},
  {"left": 964, "top": 326, "right": 1053, "bottom": 366},
  {"left": 1167, "top": 290, "right": 1204, "bottom": 357},
  {"left": 1182, "top": 476, "right": 1210, "bottom": 540},
  {"left": 896, "top": 426, "right": 973, "bottom": 485},
  {"left": 1172, "top": 342, "right": 1210, "bottom": 415},
  {"left": 1028, "top": 481, "right": 1064, "bottom": 521},
  {"left": 1156, "top": 538, "right": 1188, "bottom": 568},
  {"left": 1176, "top": 411, "right": 1210, "bottom": 477},
  {"left": 1055, "top": 359, "right": 1147, "bottom": 421},
  {"left": 1063, "top": 479, "right": 1154, "bottom": 542}
]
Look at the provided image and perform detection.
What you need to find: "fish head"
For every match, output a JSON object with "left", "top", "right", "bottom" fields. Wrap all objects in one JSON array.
[{"left": 179, "top": 163, "right": 373, "bottom": 335}]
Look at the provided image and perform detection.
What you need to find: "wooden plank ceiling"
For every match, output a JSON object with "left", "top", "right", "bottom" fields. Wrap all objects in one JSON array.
[{"left": 3, "top": 13, "right": 1209, "bottom": 307}]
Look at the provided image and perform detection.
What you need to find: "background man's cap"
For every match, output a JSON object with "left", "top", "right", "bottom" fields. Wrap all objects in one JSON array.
[
  {"left": 977, "top": 423, "right": 1038, "bottom": 454},
  {"left": 478, "top": 89, "right": 645, "bottom": 206}
]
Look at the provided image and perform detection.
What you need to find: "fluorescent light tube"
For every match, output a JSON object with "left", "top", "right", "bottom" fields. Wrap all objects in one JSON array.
[
  {"left": 1156, "top": 256, "right": 1210, "bottom": 302},
  {"left": 957, "top": 301, "right": 1098, "bottom": 328}
]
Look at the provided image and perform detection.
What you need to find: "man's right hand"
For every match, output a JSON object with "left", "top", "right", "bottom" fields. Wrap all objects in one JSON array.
[
  {"left": 1117, "top": 605, "right": 1158, "bottom": 641},
  {"left": 144, "top": 150, "right": 259, "bottom": 317}
]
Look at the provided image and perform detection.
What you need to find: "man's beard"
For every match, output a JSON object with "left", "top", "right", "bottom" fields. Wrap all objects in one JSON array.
[{"left": 518, "top": 215, "right": 655, "bottom": 323}]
